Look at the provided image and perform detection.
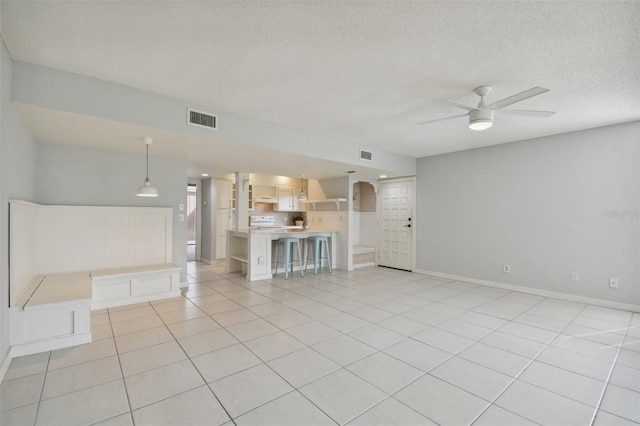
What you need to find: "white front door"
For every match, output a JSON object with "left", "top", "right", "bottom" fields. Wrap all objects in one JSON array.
[{"left": 378, "top": 179, "right": 414, "bottom": 271}]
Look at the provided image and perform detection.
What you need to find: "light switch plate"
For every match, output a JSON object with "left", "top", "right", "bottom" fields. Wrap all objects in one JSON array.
[
  {"left": 179, "top": 214, "right": 185, "bottom": 222},
  {"left": 179, "top": 203, "right": 184, "bottom": 211}
]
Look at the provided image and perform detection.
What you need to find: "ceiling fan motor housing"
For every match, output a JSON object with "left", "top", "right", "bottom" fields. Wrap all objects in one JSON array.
[{"left": 469, "top": 109, "right": 494, "bottom": 130}]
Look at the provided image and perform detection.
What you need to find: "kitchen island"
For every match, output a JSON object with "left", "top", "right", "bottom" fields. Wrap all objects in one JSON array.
[{"left": 226, "top": 229, "right": 338, "bottom": 281}]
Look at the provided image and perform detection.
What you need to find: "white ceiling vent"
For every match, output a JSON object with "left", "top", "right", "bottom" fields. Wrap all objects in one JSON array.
[
  {"left": 187, "top": 108, "right": 217, "bottom": 130},
  {"left": 360, "top": 149, "right": 373, "bottom": 161}
]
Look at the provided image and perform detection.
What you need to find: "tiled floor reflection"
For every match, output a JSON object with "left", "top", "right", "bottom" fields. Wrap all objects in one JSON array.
[{"left": 2, "top": 261, "right": 639, "bottom": 425}]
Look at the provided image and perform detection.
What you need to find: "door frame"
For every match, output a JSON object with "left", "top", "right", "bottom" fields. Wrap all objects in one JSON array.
[
  {"left": 188, "top": 179, "right": 202, "bottom": 261},
  {"left": 377, "top": 176, "right": 416, "bottom": 271}
]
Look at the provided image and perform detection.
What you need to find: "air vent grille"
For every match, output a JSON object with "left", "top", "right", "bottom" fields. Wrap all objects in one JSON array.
[
  {"left": 187, "top": 108, "right": 217, "bottom": 130},
  {"left": 360, "top": 149, "right": 373, "bottom": 161}
]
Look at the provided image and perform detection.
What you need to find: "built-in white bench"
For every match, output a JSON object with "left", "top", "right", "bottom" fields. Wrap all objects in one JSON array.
[
  {"left": 91, "top": 263, "right": 181, "bottom": 310},
  {"left": 8, "top": 201, "right": 182, "bottom": 358},
  {"left": 9, "top": 264, "right": 181, "bottom": 357},
  {"left": 9, "top": 273, "right": 93, "bottom": 357}
]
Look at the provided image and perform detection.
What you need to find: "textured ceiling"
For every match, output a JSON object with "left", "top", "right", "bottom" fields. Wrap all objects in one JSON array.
[{"left": 1, "top": 1, "right": 639, "bottom": 173}]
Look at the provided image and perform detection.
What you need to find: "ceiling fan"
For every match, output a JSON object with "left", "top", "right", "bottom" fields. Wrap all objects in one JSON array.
[{"left": 418, "top": 85, "right": 555, "bottom": 131}]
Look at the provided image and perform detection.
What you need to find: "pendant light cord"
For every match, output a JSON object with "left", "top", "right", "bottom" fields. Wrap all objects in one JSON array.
[{"left": 146, "top": 143, "right": 150, "bottom": 180}]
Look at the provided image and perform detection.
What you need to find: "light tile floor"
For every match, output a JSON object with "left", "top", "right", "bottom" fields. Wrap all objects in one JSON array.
[{"left": 2, "top": 262, "right": 639, "bottom": 425}]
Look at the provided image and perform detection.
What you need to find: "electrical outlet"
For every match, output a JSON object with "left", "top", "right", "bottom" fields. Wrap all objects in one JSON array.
[
  {"left": 258, "top": 256, "right": 265, "bottom": 265},
  {"left": 571, "top": 272, "right": 579, "bottom": 282},
  {"left": 503, "top": 264, "right": 510, "bottom": 273},
  {"left": 609, "top": 278, "right": 619, "bottom": 289}
]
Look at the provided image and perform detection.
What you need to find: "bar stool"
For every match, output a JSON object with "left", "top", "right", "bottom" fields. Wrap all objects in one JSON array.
[
  {"left": 304, "top": 236, "right": 332, "bottom": 275},
  {"left": 274, "top": 237, "right": 304, "bottom": 279}
]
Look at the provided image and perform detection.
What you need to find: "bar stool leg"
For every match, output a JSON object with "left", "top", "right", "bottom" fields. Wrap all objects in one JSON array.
[
  {"left": 296, "top": 241, "right": 304, "bottom": 277},
  {"left": 274, "top": 240, "right": 280, "bottom": 277},
  {"left": 303, "top": 238, "right": 308, "bottom": 273},
  {"left": 284, "top": 240, "right": 292, "bottom": 280},
  {"left": 313, "top": 238, "right": 320, "bottom": 274},
  {"left": 323, "top": 239, "right": 332, "bottom": 273}
]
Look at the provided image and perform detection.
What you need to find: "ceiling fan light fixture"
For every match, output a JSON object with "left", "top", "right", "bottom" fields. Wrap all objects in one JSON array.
[{"left": 469, "top": 109, "right": 494, "bottom": 131}]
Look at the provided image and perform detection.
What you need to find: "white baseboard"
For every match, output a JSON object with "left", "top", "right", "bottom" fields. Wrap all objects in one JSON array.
[
  {"left": 0, "top": 349, "right": 12, "bottom": 383},
  {"left": 415, "top": 269, "right": 640, "bottom": 313},
  {"left": 353, "top": 262, "right": 376, "bottom": 269},
  {"left": 180, "top": 281, "right": 189, "bottom": 289}
]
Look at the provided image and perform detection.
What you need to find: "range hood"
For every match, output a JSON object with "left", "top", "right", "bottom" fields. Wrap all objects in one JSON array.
[{"left": 254, "top": 196, "right": 277, "bottom": 203}]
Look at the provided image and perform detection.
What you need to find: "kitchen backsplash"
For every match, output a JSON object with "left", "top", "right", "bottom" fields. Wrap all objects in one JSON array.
[{"left": 252, "top": 203, "right": 306, "bottom": 226}]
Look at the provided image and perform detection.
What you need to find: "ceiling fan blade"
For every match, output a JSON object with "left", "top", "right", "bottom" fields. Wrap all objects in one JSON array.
[
  {"left": 501, "top": 109, "right": 556, "bottom": 117},
  {"left": 434, "top": 98, "right": 479, "bottom": 112},
  {"left": 486, "top": 87, "right": 549, "bottom": 110},
  {"left": 417, "top": 113, "right": 468, "bottom": 125}
]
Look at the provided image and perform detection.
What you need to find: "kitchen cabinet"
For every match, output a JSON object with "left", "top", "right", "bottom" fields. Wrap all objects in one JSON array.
[
  {"left": 276, "top": 185, "right": 299, "bottom": 211},
  {"left": 232, "top": 184, "right": 253, "bottom": 210},
  {"left": 216, "top": 180, "right": 233, "bottom": 209},
  {"left": 253, "top": 185, "right": 278, "bottom": 203},
  {"left": 215, "top": 208, "right": 233, "bottom": 259},
  {"left": 215, "top": 179, "right": 236, "bottom": 259}
]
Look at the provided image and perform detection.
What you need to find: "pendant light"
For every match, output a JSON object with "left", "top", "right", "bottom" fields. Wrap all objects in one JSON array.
[
  {"left": 297, "top": 174, "right": 308, "bottom": 201},
  {"left": 136, "top": 137, "right": 159, "bottom": 197}
]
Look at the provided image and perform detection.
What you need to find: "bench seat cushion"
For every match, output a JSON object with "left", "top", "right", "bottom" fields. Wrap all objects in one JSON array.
[{"left": 25, "top": 272, "right": 92, "bottom": 310}]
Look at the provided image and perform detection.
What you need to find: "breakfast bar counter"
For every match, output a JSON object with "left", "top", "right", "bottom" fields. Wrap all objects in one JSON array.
[{"left": 226, "top": 229, "right": 338, "bottom": 281}]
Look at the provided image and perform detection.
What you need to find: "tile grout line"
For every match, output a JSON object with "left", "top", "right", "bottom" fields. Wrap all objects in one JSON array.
[
  {"left": 466, "top": 300, "right": 593, "bottom": 425},
  {"left": 107, "top": 305, "right": 136, "bottom": 425},
  {"left": 157, "top": 266, "right": 628, "bottom": 426},
  {"left": 587, "top": 314, "right": 635, "bottom": 426},
  {"left": 30, "top": 350, "right": 52, "bottom": 426},
  {"left": 188, "top": 270, "right": 435, "bottom": 425},
  {"left": 149, "top": 300, "right": 239, "bottom": 426},
  {"left": 356, "top": 285, "right": 536, "bottom": 425}
]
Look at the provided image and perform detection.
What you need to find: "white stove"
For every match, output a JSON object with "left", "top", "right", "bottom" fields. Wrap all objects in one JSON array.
[{"left": 249, "top": 215, "right": 278, "bottom": 228}]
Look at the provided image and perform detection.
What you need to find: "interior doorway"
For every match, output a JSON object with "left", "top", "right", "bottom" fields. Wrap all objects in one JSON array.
[
  {"left": 352, "top": 181, "right": 377, "bottom": 269},
  {"left": 187, "top": 183, "right": 198, "bottom": 261}
]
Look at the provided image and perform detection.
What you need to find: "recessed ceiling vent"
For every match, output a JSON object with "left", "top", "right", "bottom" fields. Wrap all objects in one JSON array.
[
  {"left": 187, "top": 108, "right": 217, "bottom": 130},
  {"left": 360, "top": 149, "right": 373, "bottom": 161}
]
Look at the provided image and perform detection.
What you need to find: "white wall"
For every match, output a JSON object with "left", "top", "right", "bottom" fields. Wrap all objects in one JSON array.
[
  {"left": 36, "top": 142, "right": 189, "bottom": 282},
  {"left": 416, "top": 122, "right": 639, "bottom": 305},
  {"left": 1, "top": 38, "right": 39, "bottom": 374},
  {"left": 359, "top": 212, "right": 377, "bottom": 248}
]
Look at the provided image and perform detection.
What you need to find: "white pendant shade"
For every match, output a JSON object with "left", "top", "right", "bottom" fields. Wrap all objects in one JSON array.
[
  {"left": 297, "top": 174, "right": 307, "bottom": 200},
  {"left": 137, "top": 178, "right": 158, "bottom": 197},
  {"left": 136, "top": 137, "right": 159, "bottom": 197}
]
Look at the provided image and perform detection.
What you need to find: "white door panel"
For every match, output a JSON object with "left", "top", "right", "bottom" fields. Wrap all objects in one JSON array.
[{"left": 378, "top": 179, "right": 414, "bottom": 271}]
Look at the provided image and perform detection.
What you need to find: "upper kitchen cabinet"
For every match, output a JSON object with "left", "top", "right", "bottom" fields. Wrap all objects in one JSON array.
[
  {"left": 277, "top": 185, "right": 294, "bottom": 211},
  {"left": 253, "top": 185, "right": 278, "bottom": 203},
  {"left": 276, "top": 185, "right": 302, "bottom": 211},
  {"left": 216, "top": 179, "right": 253, "bottom": 210},
  {"left": 232, "top": 183, "right": 253, "bottom": 210}
]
